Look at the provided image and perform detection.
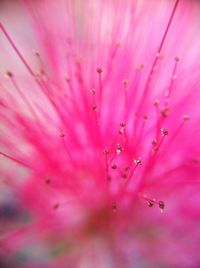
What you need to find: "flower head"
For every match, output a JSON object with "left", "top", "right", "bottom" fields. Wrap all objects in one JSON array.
[{"left": 1, "top": 0, "right": 200, "bottom": 267}]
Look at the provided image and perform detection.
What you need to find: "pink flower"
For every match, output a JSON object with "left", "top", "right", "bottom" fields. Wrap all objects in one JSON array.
[{"left": 0, "top": 0, "right": 200, "bottom": 267}]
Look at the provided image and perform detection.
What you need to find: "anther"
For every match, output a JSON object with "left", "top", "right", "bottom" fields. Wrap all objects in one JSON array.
[
  {"left": 59, "top": 133, "right": 65, "bottom": 138},
  {"left": 123, "top": 79, "right": 128, "bottom": 87},
  {"left": 152, "top": 139, "right": 158, "bottom": 147},
  {"left": 161, "top": 107, "right": 170, "bottom": 118},
  {"left": 133, "top": 157, "right": 142, "bottom": 166},
  {"left": 34, "top": 51, "right": 45, "bottom": 75},
  {"left": 65, "top": 77, "right": 71, "bottom": 83},
  {"left": 91, "top": 88, "right": 96, "bottom": 94},
  {"left": 34, "top": 51, "right": 40, "bottom": 57},
  {"left": 158, "top": 201, "right": 165, "bottom": 213},
  {"left": 174, "top": 56, "right": 180, "bottom": 62},
  {"left": 92, "top": 104, "right": 97, "bottom": 111},
  {"left": 119, "top": 122, "right": 126, "bottom": 134},
  {"left": 116, "top": 144, "right": 123, "bottom": 155},
  {"left": 147, "top": 200, "right": 154, "bottom": 207},
  {"left": 154, "top": 99, "right": 160, "bottom": 106},
  {"left": 6, "top": 70, "right": 13, "bottom": 77},
  {"left": 111, "top": 164, "right": 117, "bottom": 170},
  {"left": 53, "top": 203, "right": 59, "bottom": 210},
  {"left": 136, "top": 64, "right": 144, "bottom": 71},
  {"left": 111, "top": 203, "right": 117, "bottom": 212},
  {"left": 152, "top": 140, "right": 159, "bottom": 152},
  {"left": 103, "top": 149, "right": 109, "bottom": 155},
  {"left": 124, "top": 166, "right": 129, "bottom": 171},
  {"left": 96, "top": 67, "right": 103, "bottom": 74},
  {"left": 161, "top": 128, "right": 169, "bottom": 136},
  {"left": 120, "top": 122, "right": 126, "bottom": 127},
  {"left": 121, "top": 173, "right": 127, "bottom": 179},
  {"left": 183, "top": 115, "right": 190, "bottom": 121}
]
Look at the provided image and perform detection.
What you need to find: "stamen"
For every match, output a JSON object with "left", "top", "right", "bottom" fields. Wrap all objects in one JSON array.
[
  {"left": 136, "top": 0, "right": 180, "bottom": 113},
  {"left": 134, "top": 116, "right": 148, "bottom": 149},
  {"left": 59, "top": 132, "right": 73, "bottom": 160},
  {"left": 34, "top": 50, "right": 45, "bottom": 76},
  {"left": 165, "top": 56, "right": 180, "bottom": 105},
  {"left": 0, "top": 151, "right": 32, "bottom": 169},
  {"left": 6, "top": 71, "right": 39, "bottom": 121},
  {"left": 0, "top": 23, "right": 70, "bottom": 122},
  {"left": 103, "top": 149, "right": 109, "bottom": 180},
  {"left": 96, "top": 67, "right": 103, "bottom": 114},
  {"left": 162, "top": 115, "right": 190, "bottom": 152},
  {"left": 0, "top": 23, "right": 35, "bottom": 77}
]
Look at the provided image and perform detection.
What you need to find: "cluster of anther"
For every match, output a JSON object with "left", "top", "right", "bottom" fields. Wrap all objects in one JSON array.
[{"left": 146, "top": 198, "right": 165, "bottom": 213}]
